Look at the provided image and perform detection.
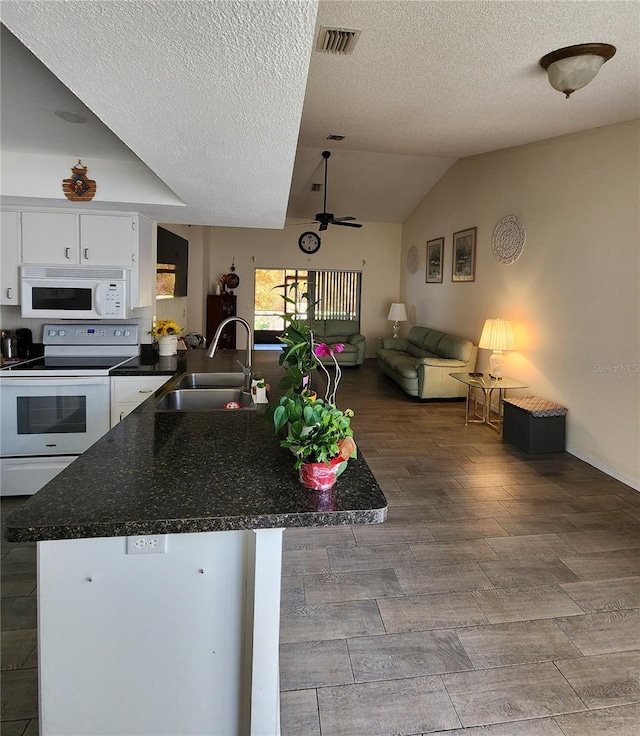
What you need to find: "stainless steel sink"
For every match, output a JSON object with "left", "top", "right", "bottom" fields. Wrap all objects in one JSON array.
[
  {"left": 174, "top": 373, "right": 245, "bottom": 390},
  {"left": 154, "top": 388, "right": 256, "bottom": 411}
]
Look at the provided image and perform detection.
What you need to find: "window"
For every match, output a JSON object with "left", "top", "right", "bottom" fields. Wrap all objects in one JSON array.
[
  {"left": 156, "top": 263, "right": 177, "bottom": 300},
  {"left": 254, "top": 268, "right": 361, "bottom": 333},
  {"left": 308, "top": 270, "right": 361, "bottom": 321},
  {"left": 156, "top": 227, "right": 188, "bottom": 298}
]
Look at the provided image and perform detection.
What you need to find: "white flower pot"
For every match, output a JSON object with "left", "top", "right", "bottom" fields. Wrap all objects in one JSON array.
[{"left": 158, "top": 335, "right": 178, "bottom": 356}]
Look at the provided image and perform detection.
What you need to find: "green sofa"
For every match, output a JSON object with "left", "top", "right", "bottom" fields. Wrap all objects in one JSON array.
[
  {"left": 309, "top": 319, "right": 366, "bottom": 367},
  {"left": 376, "top": 326, "right": 477, "bottom": 398}
]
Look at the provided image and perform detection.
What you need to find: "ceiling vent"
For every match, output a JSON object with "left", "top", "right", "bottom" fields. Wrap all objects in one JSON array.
[
  {"left": 327, "top": 134, "right": 346, "bottom": 141},
  {"left": 311, "top": 183, "right": 322, "bottom": 192},
  {"left": 316, "top": 26, "right": 362, "bottom": 55}
]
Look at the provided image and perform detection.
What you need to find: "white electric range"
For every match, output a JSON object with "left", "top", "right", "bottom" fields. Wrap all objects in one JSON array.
[{"left": 0, "top": 323, "right": 139, "bottom": 495}]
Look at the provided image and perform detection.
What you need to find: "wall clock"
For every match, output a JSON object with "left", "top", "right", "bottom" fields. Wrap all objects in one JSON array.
[{"left": 298, "top": 231, "right": 321, "bottom": 254}]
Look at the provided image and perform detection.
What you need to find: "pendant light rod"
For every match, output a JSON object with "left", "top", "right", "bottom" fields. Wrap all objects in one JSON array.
[{"left": 322, "top": 150, "right": 330, "bottom": 214}]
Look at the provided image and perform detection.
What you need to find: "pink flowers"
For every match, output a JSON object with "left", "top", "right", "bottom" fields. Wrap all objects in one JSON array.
[
  {"left": 314, "top": 342, "right": 345, "bottom": 405},
  {"left": 314, "top": 342, "right": 344, "bottom": 358}
]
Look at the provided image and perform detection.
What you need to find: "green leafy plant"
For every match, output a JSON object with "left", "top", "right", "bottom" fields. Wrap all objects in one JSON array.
[
  {"left": 276, "top": 394, "right": 355, "bottom": 469},
  {"left": 275, "top": 282, "right": 318, "bottom": 393}
]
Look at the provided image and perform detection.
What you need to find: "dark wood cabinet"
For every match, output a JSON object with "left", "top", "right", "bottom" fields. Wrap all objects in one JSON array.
[{"left": 206, "top": 294, "right": 237, "bottom": 349}]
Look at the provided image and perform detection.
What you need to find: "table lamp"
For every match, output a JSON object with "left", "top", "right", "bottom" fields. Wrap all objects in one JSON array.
[
  {"left": 388, "top": 303, "right": 407, "bottom": 338},
  {"left": 478, "top": 318, "right": 516, "bottom": 379}
]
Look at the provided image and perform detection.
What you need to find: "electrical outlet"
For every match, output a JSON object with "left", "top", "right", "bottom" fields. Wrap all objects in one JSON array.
[{"left": 126, "top": 534, "right": 168, "bottom": 555}]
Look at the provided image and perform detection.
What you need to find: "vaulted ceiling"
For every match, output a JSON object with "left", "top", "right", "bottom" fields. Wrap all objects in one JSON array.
[{"left": 2, "top": 1, "right": 639, "bottom": 228}]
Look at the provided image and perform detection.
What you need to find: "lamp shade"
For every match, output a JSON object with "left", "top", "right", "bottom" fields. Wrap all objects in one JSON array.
[
  {"left": 479, "top": 319, "right": 516, "bottom": 351},
  {"left": 539, "top": 43, "right": 616, "bottom": 98},
  {"left": 388, "top": 303, "right": 407, "bottom": 322}
]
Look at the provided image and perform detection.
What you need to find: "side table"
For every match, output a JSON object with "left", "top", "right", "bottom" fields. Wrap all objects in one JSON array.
[{"left": 449, "top": 373, "right": 528, "bottom": 433}]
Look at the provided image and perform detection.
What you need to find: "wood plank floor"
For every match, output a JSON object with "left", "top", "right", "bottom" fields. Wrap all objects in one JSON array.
[
  {"left": 2, "top": 354, "right": 639, "bottom": 735},
  {"left": 275, "top": 356, "right": 640, "bottom": 736}
]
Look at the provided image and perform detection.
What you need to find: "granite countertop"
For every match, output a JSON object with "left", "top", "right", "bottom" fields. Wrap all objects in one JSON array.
[
  {"left": 110, "top": 346, "right": 249, "bottom": 377},
  {"left": 5, "top": 350, "right": 387, "bottom": 543}
]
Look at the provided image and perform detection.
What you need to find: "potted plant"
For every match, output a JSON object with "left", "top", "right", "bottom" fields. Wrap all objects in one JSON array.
[
  {"left": 274, "top": 281, "right": 319, "bottom": 394},
  {"left": 267, "top": 282, "right": 355, "bottom": 490},
  {"left": 149, "top": 319, "right": 182, "bottom": 356},
  {"left": 276, "top": 394, "right": 356, "bottom": 491}
]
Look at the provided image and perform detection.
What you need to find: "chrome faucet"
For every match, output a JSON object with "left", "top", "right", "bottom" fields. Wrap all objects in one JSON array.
[{"left": 207, "top": 316, "right": 253, "bottom": 390}]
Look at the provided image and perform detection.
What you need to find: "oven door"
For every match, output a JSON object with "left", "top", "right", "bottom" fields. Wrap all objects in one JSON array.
[{"left": 0, "top": 377, "right": 110, "bottom": 457}]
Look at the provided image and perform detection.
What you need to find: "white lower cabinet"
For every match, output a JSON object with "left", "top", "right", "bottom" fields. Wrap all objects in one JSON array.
[{"left": 110, "top": 376, "right": 169, "bottom": 427}]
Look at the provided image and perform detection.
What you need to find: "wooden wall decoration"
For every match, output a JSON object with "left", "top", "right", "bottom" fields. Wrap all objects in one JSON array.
[{"left": 62, "top": 160, "right": 96, "bottom": 201}]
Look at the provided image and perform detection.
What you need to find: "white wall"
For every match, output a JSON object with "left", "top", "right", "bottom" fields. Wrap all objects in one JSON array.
[
  {"left": 1, "top": 152, "right": 183, "bottom": 206},
  {"left": 402, "top": 120, "right": 640, "bottom": 489},
  {"left": 204, "top": 221, "right": 403, "bottom": 355}
]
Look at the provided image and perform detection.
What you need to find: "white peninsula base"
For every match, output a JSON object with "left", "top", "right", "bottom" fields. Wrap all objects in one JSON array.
[{"left": 38, "top": 528, "right": 284, "bottom": 736}]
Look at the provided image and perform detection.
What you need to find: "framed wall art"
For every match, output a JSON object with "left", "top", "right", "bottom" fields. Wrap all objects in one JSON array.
[
  {"left": 452, "top": 227, "right": 477, "bottom": 282},
  {"left": 426, "top": 237, "right": 444, "bottom": 283}
]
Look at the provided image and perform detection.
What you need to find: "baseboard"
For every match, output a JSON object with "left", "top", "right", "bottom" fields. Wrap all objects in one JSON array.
[
  {"left": 566, "top": 444, "right": 640, "bottom": 492},
  {"left": 437, "top": 392, "right": 639, "bottom": 492}
]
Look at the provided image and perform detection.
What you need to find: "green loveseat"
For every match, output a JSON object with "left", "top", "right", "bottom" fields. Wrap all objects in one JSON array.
[
  {"left": 376, "top": 326, "right": 477, "bottom": 398},
  {"left": 309, "top": 320, "right": 366, "bottom": 367}
]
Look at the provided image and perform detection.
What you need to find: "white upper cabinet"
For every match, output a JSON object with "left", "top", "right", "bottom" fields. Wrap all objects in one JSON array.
[
  {"left": 1, "top": 209, "right": 20, "bottom": 305},
  {"left": 21, "top": 211, "right": 78, "bottom": 265},
  {"left": 79, "top": 214, "right": 135, "bottom": 267},
  {"left": 21, "top": 211, "right": 135, "bottom": 268}
]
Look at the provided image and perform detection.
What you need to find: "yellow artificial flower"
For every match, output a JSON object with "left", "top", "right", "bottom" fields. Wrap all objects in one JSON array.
[{"left": 149, "top": 320, "right": 182, "bottom": 339}]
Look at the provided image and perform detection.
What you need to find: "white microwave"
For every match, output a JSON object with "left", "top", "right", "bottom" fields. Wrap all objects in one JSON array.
[{"left": 20, "top": 267, "right": 129, "bottom": 320}]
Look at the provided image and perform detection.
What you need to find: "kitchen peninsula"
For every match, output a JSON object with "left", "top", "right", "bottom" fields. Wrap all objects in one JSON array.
[{"left": 5, "top": 350, "right": 387, "bottom": 736}]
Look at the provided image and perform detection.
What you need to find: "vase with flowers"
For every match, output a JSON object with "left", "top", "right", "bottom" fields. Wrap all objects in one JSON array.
[
  {"left": 267, "top": 286, "right": 355, "bottom": 490},
  {"left": 149, "top": 319, "right": 183, "bottom": 356}
]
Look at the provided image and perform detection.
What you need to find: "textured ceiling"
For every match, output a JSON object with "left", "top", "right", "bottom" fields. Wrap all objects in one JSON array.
[
  {"left": 1, "top": 0, "right": 318, "bottom": 227},
  {"left": 1, "top": 1, "right": 639, "bottom": 228}
]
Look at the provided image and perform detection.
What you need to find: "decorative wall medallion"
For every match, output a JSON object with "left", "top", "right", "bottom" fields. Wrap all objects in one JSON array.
[
  {"left": 62, "top": 160, "right": 96, "bottom": 201},
  {"left": 492, "top": 215, "right": 525, "bottom": 264},
  {"left": 407, "top": 245, "right": 419, "bottom": 274}
]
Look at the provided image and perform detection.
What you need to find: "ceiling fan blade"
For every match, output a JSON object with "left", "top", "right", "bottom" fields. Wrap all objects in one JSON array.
[
  {"left": 333, "top": 221, "right": 362, "bottom": 228},
  {"left": 285, "top": 221, "right": 316, "bottom": 227},
  {"left": 318, "top": 220, "right": 329, "bottom": 232},
  {"left": 331, "top": 216, "right": 356, "bottom": 222}
]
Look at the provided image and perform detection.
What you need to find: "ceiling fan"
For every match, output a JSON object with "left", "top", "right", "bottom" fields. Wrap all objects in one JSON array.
[{"left": 307, "top": 150, "right": 363, "bottom": 232}]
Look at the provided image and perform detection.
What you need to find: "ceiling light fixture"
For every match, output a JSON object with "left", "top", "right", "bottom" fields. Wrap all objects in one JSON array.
[
  {"left": 539, "top": 43, "right": 616, "bottom": 98},
  {"left": 55, "top": 110, "right": 86, "bottom": 124}
]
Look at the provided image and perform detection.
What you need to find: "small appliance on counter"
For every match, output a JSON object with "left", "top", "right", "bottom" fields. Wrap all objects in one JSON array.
[
  {"left": 1, "top": 331, "right": 18, "bottom": 360},
  {"left": 184, "top": 332, "right": 206, "bottom": 348},
  {"left": 15, "top": 328, "right": 34, "bottom": 358}
]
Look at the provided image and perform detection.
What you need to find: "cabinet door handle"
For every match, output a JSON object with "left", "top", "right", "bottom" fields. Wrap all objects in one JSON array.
[
  {"left": 65, "top": 247, "right": 72, "bottom": 259},
  {"left": 138, "top": 389, "right": 153, "bottom": 393},
  {"left": 6, "top": 287, "right": 12, "bottom": 300},
  {"left": 84, "top": 248, "right": 90, "bottom": 260}
]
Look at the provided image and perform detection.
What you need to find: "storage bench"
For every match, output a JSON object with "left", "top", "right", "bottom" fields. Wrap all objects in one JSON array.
[{"left": 502, "top": 397, "right": 567, "bottom": 454}]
